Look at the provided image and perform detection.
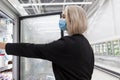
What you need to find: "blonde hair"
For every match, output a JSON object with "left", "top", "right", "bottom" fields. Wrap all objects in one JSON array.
[{"left": 64, "top": 5, "right": 88, "bottom": 35}]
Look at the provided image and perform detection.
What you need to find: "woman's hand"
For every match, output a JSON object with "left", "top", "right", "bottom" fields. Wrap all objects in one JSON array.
[{"left": 0, "top": 42, "right": 7, "bottom": 49}]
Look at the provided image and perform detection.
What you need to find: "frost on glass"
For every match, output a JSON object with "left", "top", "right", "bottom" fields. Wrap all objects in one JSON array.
[{"left": 20, "top": 15, "right": 60, "bottom": 80}]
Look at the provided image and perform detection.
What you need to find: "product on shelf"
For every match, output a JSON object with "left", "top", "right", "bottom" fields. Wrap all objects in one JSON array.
[{"left": 0, "top": 53, "right": 5, "bottom": 68}]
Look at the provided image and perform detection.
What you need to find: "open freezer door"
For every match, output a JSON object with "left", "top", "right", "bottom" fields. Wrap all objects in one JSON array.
[{"left": 19, "top": 13, "right": 61, "bottom": 80}]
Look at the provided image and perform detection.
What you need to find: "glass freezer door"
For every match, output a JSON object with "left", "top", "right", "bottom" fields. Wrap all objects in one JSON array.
[
  {"left": 20, "top": 14, "right": 60, "bottom": 80},
  {"left": 0, "top": 11, "right": 14, "bottom": 80}
]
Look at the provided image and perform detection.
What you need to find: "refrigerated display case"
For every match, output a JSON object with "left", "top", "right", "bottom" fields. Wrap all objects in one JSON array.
[
  {"left": 0, "top": 10, "right": 14, "bottom": 80},
  {"left": 99, "top": 43, "right": 103, "bottom": 55},
  {"left": 19, "top": 13, "right": 61, "bottom": 80},
  {"left": 95, "top": 44, "right": 100, "bottom": 55},
  {"left": 107, "top": 41, "right": 113, "bottom": 55},
  {"left": 112, "top": 40, "right": 120, "bottom": 56},
  {"left": 102, "top": 42, "right": 108, "bottom": 55}
]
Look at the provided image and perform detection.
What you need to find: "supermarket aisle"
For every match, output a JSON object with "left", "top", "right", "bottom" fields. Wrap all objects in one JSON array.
[{"left": 92, "top": 69, "right": 119, "bottom": 80}]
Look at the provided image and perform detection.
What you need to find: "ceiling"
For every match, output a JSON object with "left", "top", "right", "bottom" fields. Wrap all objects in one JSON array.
[
  {"left": 18, "top": 0, "right": 84, "bottom": 15},
  {"left": 4, "top": 0, "right": 100, "bottom": 16}
]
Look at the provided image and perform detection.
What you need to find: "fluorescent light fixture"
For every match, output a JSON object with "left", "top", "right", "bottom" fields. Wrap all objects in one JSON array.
[{"left": 21, "top": 2, "right": 92, "bottom": 7}]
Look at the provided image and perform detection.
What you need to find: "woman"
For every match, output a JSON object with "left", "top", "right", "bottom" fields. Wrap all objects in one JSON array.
[{"left": 0, "top": 5, "right": 94, "bottom": 80}]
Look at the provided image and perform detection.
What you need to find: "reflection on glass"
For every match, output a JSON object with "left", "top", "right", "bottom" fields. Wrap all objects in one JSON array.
[{"left": 21, "top": 15, "right": 60, "bottom": 80}]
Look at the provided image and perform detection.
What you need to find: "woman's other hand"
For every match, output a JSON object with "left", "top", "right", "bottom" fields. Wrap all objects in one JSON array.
[{"left": 0, "top": 42, "right": 6, "bottom": 49}]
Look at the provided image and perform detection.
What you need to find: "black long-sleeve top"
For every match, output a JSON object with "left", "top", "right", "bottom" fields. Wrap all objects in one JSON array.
[{"left": 5, "top": 34, "right": 94, "bottom": 80}]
